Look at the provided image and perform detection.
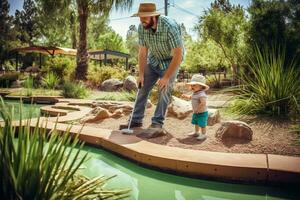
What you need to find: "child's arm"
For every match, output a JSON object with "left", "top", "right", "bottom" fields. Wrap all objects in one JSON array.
[
  {"left": 197, "top": 97, "right": 207, "bottom": 113},
  {"left": 181, "top": 94, "right": 191, "bottom": 100}
]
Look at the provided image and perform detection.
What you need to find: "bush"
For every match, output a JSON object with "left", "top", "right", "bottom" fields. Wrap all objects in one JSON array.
[
  {"left": 23, "top": 76, "right": 34, "bottom": 96},
  {"left": 227, "top": 46, "right": 300, "bottom": 118},
  {"left": 43, "top": 56, "right": 75, "bottom": 83},
  {"left": 42, "top": 72, "right": 60, "bottom": 89},
  {"left": 87, "top": 64, "right": 128, "bottom": 88},
  {"left": 0, "top": 99, "right": 130, "bottom": 199},
  {"left": 0, "top": 72, "right": 20, "bottom": 87},
  {"left": 61, "top": 81, "right": 89, "bottom": 99}
]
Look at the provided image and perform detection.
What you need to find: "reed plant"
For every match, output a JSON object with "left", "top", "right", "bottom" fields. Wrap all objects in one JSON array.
[
  {"left": 0, "top": 99, "right": 130, "bottom": 199},
  {"left": 227, "top": 46, "right": 300, "bottom": 118}
]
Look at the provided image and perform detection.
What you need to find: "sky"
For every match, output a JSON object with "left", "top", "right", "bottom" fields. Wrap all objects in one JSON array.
[{"left": 8, "top": 0, "right": 251, "bottom": 40}]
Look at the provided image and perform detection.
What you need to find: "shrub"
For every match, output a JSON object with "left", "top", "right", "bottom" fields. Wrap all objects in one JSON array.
[
  {"left": 227, "top": 46, "right": 300, "bottom": 118},
  {"left": 61, "top": 81, "right": 89, "bottom": 99},
  {"left": 0, "top": 72, "right": 20, "bottom": 87},
  {"left": 42, "top": 72, "right": 60, "bottom": 89},
  {"left": 87, "top": 64, "right": 128, "bottom": 88},
  {"left": 0, "top": 99, "right": 130, "bottom": 199},
  {"left": 43, "top": 56, "right": 76, "bottom": 83}
]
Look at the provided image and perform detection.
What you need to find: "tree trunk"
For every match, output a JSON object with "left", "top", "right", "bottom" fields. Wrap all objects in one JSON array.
[{"left": 75, "top": 1, "right": 88, "bottom": 81}]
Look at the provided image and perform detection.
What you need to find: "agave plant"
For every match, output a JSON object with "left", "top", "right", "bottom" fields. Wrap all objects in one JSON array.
[
  {"left": 0, "top": 99, "right": 130, "bottom": 199},
  {"left": 227, "top": 46, "right": 300, "bottom": 118}
]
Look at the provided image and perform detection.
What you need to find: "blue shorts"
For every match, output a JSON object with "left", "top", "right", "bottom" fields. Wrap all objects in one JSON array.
[{"left": 192, "top": 111, "right": 208, "bottom": 128}]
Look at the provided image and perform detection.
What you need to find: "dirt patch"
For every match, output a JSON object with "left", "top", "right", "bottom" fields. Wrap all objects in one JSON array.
[{"left": 85, "top": 106, "right": 300, "bottom": 156}]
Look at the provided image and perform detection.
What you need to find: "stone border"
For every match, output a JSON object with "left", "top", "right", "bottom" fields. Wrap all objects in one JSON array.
[{"left": 23, "top": 101, "right": 300, "bottom": 183}]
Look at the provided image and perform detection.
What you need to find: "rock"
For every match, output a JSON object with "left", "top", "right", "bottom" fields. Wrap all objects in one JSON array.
[
  {"left": 11, "top": 80, "right": 23, "bottom": 88},
  {"left": 123, "top": 75, "right": 137, "bottom": 91},
  {"left": 81, "top": 107, "right": 111, "bottom": 123},
  {"left": 215, "top": 120, "right": 253, "bottom": 141},
  {"left": 167, "top": 96, "right": 193, "bottom": 119},
  {"left": 111, "top": 108, "right": 124, "bottom": 118},
  {"left": 101, "top": 79, "right": 123, "bottom": 91},
  {"left": 25, "top": 66, "right": 40, "bottom": 73},
  {"left": 208, "top": 109, "right": 221, "bottom": 126}
]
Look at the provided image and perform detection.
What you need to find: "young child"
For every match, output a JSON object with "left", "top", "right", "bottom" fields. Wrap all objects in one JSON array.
[{"left": 181, "top": 74, "right": 209, "bottom": 140}]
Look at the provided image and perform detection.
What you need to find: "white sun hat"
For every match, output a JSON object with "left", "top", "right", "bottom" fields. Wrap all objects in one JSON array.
[{"left": 186, "top": 74, "right": 209, "bottom": 89}]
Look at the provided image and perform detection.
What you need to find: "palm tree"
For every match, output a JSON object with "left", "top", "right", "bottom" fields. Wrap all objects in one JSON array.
[{"left": 39, "top": 0, "right": 133, "bottom": 80}]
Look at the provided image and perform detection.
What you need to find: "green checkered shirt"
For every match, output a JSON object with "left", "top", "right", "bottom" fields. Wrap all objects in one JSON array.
[{"left": 138, "top": 15, "right": 184, "bottom": 70}]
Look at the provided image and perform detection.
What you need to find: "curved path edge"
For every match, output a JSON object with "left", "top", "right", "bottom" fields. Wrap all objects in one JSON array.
[{"left": 9, "top": 117, "right": 300, "bottom": 185}]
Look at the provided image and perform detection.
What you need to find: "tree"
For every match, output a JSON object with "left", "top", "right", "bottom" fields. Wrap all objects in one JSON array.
[
  {"left": 0, "top": 0, "right": 14, "bottom": 67},
  {"left": 126, "top": 25, "right": 138, "bottom": 66},
  {"left": 97, "top": 29, "right": 125, "bottom": 52},
  {"left": 39, "top": 0, "right": 133, "bottom": 81},
  {"left": 248, "top": 0, "right": 300, "bottom": 61},
  {"left": 14, "top": 0, "right": 39, "bottom": 45},
  {"left": 183, "top": 39, "right": 229, "bottom": 73},
  {"left": 195, "top": 0, "right": 248, "bottom": 81}
]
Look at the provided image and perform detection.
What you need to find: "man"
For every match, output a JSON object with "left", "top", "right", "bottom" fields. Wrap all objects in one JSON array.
[{"left": 119, "top": 2, "right": 184, "bottom": 135}]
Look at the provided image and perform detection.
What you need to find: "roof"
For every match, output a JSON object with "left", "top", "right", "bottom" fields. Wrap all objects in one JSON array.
[
  {"left": 11, "top": 45, "right": 77, "bottom": 56},
  {"left": 11, "top": 46, "right": 129, "bottom": 60}
]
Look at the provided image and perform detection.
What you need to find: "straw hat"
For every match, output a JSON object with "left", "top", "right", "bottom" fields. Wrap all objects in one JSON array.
[
  {"left": 186, "top": 74, "right": 209, "bottom": 89},
  {"left": 131, "top": 3, "right": 161, "bottom": 17}
]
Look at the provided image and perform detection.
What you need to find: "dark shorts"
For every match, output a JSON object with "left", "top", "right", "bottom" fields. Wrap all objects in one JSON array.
[{"left": 192, "top": 111, "right": 208, "bottom": 128}]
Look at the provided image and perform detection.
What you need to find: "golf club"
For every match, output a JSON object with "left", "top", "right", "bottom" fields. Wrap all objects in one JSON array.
[{"left": 121, "top": 82, "right": 142, "bottom": 134}]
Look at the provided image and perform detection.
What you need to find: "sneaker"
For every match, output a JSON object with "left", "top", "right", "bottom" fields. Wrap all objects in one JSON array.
[
  {"left": 196, "top": 134, "right": 207, "bottom": 141},
  {"left": 188, "top": 132, "right": 200, "bottom": 137},
  {"left": 148, "top": 123, "right": 163, "bottom": 129},
  {"left": 119, "top": 122, "right": 143, "bottom": 130}
]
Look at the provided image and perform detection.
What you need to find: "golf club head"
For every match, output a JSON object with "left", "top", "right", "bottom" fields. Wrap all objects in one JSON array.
[{"left": 121, "top": 128, "right": 134, "bottom": 135}]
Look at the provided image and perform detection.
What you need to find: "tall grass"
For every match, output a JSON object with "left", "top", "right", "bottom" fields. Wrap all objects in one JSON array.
[
  {"left": 62, "top": 81, "right": 89, "bottom": 99},
  {"left": 24, "top": 76, "right": 34, "bottom": 96},
  {"left": 0, "top": 99, "right": 130, "bottom": 199},
  {"left": 227, "top": 46, "right": 300, "bottom": 118},
  {"left": 42, "top": 72, "right": 60, "bottom": 89}
]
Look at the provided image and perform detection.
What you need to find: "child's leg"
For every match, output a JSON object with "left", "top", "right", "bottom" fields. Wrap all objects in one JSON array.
[
  {"left": 188, "top": 125, "right": 200, "bottom": 136},
  {"left": 195, "top": 125, "right": 200, "bottom": 133},
  {"left": 201, "top": 126, "right": 206, "bottom": 135},
  {"left": 197, "top": 126, "right": 207, "bottom": 140}
]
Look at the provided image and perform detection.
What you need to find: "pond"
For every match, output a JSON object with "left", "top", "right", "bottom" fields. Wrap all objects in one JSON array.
[
  {"left": 0, "top": 100, "right": 43, "bottom": 120},
  {"left": 80, "top": 145, "right": 299, "bottom": 200}
]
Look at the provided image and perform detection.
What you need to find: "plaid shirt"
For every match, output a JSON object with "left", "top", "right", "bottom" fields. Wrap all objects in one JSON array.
[{"left": 138, "top": 16, "right": 184, "bottom": 70}]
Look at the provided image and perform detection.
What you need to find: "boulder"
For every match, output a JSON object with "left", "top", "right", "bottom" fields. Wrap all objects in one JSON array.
[
  {"left": 215, "top": 120, "right": 253, "bottom": 141},
  {"left": 167, "top": 96, "right": 193, "bottom": 119},
  {"left": 111, "top": 108, "right": 124, "bottom": 118},
  {"left": 123, "top": 75, "right": 137, "bottom": 91},
  {"left": 81, "top": 107, "right": 111, "bottom": 123},
  {"left": 208, "top": 109, "right": 221, "bottom": 126},
  {"left": 101, "top": 79, "right": 123, "bottom": 91},
  {"left": 11, "top": 80, "right": 23, "bottom": 88}
]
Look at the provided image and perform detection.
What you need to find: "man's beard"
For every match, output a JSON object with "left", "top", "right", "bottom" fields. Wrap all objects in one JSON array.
[{"left": 142, "top": 17, "right": 154, "bottom": 29}]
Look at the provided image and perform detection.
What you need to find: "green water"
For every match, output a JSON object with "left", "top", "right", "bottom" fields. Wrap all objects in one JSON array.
[
  {"left": 0, "top": 100, "right": 42, "bottom": 120},
  {"left": 80, "top": 146, "right": 299, "bottom": 200}
]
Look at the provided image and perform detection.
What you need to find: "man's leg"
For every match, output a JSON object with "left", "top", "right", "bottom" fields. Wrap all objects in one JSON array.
[
  {"left": 151, "top": 68, "right": 179, "bottom": 125},
  {"left": 131, "top": 65, "right": 159, "bottom": 123}
]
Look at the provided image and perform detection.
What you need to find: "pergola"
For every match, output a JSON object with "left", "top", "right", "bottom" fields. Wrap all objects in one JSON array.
[
  {"left": 11, "top": 46, "right": 130, "bottom": 71},
  {"left": 89, "top": 49, "right": 130, "bottom": 69}
]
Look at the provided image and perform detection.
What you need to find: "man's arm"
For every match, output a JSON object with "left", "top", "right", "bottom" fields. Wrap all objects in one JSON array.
[
  {"left": 157, "top": 47, "right": 182, "bottom": 89},
  {"left": 138, "top": 46, "right": 148, "bottom": 87}
]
